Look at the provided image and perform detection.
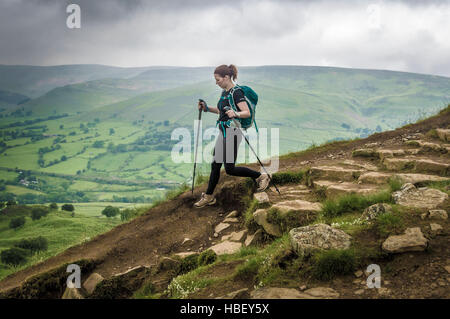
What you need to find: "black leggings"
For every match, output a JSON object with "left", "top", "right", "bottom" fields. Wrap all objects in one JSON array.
[{"left": 206, "top": 127, "right": 261, "bottom": 195}]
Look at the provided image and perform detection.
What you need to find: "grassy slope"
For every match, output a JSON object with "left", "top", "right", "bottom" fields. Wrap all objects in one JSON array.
[{"left": 0, "top": 207, "right": 122, "bottom": 281}]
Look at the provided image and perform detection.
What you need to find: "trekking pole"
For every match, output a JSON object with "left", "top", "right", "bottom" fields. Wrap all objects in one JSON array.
[
  {"left": 225, "top": 108, "right": 281, "bottom": 195},
  {"left": 191, "top": 105, "right": 203, "bottom": 195}
]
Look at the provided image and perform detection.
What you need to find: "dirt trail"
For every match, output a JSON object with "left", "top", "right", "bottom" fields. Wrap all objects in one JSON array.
[
  {"left": 0, "top": 107, "right": 449, "bottom": 295},
  {"left": 0, "top": 185, "right": 238, "bottom": 292}
]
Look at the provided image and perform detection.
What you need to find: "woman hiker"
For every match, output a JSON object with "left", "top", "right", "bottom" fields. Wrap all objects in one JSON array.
[{"left": 194, "top": 64, "right": 270, "bottom": 208}]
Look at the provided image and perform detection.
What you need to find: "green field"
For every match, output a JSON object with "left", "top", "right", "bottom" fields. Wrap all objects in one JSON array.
[{"left": 0, "top": 202, "right": 139, "bottom": 280}]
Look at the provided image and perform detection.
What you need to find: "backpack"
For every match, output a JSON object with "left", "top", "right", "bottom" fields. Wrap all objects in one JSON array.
[{"left": 226, "top": 84, "right": 259, "bottom": 133}]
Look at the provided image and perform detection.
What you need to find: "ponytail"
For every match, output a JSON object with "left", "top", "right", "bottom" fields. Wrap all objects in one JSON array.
[{"left": 214, "top": 64, "right": 238, "bottom": 81}]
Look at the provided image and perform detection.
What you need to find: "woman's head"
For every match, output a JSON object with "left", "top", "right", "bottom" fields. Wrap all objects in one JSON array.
[{"left": 214, "top": 64, "right": 238, "bottom": 89}]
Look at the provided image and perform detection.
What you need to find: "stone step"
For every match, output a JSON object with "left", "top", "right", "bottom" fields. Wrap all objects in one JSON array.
[
  {"left": 436, "top": 128, "right": 450, "bottom": 142},
  {"left": 308, "top": 165, "right": 366, "bottom": 182},
  {"left": 313, "top": 180, "right": 381, "bottom": 198},
  {"left": 404, "top": 140, "right": 449, "bottom": 154},
  {"left": 358, "top": 171, "right": 450, "bottom": 185},
  {"left": 340, "top": 159, "right": 379, "bottom": 171},
  {"left": 394, "top": 173, "right": 449, "bottom": 185},
  {"left": 266, "top": 184, "right": 314, "bottom": 203},
  {"left": 352, "top": 147, "right": 425, "bottom": 161},
  {"left": 271, "top": 199, "right": 322, "bottom": 214},
  {"left": 382, "top": 157, "right": 449, "bottom": 176},
  {"left": 357, "top": 172, "right": 393, "bottom": 184}
]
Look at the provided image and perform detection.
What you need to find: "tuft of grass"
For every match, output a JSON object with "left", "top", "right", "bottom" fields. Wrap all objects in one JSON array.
[
  {"left": 311, "top": 249, "right": 357, "bottom": 281},
  {"left": 233, "top": 234, "right": 300, "bottom": 287},
  {"left": 425, "top": 129, "right": 438, "bottom": 139},
  {"left": 195, "top": 172, "right": 209, "bottom": 187},
  {"left": 321, "top": 190, "right": 393, "bottom": 219},
  {"left": 243, "top": 199, "right": 259, "bottom": 232},
  {"left": 387, "top": 176, "right": 403, "bottom": 192},
  {"left": 266, "top": 207, "right": 314, "bottom": 234},
  {"left": 175, "top": 253, "right": 200, "bottom": 275},
  {"left": 133, "top": 282, "right": 159, "bottom": 299},
  {"left": 198, "top": 249, "right": 217, "bottom": 267},
  {"left": 167, "top": 272, "right": 218, "bottom": 299},
  {"left": 234, "top": 256, "right": 262, "bottom": 281},
  {"left": 374, "top": 212, "right": 404, "bottom": 238},
  {"left": 150, "top": 183, "right": 189, "bottom": 208},
  {"left": 425, "top": 180, "right": 450, "bottom": 194},
  {"left": 271, "top": 170, "right": 305, "bottom": 185}
]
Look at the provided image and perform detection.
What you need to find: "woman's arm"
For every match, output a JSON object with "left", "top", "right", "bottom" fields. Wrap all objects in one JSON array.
[
  {"left": 226, "top": 101, "right": 250, "bottom": 119},
  {"left": 206, "top": 106, "right": 220, "bottom": 114},
  {"left": 198, "top": 101, "right": 219, "bottom": 114}
]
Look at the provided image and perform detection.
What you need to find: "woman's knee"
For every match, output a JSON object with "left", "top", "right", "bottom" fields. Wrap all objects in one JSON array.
[{"left": 225, "top": 163, "right": 235, "bottom": 175}]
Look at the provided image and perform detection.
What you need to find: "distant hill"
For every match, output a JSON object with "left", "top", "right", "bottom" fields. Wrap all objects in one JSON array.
[
  {"left": 0, "top": 64, "right": 449, "bottom": 190},
  {"left": 70, "top": 65, "right": 450, "bottom": 152},
  {"left": 0, "top": 89, "right": 29, "bottom": 109},
  {"left": 0, "top": 64, "right": 172, "bottom": 98},
  {"left": 14, "top": 68, "right": 215, "bottom": 116}
]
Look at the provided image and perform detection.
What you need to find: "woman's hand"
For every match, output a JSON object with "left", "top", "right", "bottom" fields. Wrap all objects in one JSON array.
[
  {"left": 198, "top": 100, "right": 207, "bottom": 111},
  {"left": 226, "top": 109, "right": 237, "bottom": 118}
]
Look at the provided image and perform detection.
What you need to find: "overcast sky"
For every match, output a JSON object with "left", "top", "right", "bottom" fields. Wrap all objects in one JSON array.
[{"left": 1, "top": 0, "right": 450, "bottom": 77}]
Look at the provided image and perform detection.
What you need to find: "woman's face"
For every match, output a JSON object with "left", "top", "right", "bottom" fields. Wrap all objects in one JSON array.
[{"left": 214, "top": 73, "right": 230, "bottom": 89}]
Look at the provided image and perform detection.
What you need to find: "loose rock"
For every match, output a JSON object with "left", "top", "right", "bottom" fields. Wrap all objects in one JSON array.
[
  {"left": 254, "top": 192, "right": 270, "bottom": 204},
  {"left": 83, "top": 272, "right": 104, "bottom": 295},
  {"left": 382, "top": 227, "right": 428, "bottom": 253},
  {"left": 244, "top": 229, "right": 264, "bottom": 246},
  {"left": 209, "top": 241, "right": 242, "bottom": 255},
  {"left": 361, "top": 203, "right": 392, "bottom": 221}
]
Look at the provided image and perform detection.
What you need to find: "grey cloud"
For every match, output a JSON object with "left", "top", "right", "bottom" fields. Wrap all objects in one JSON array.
[{"left": 0, "top": 0, "right": 449, "bottom": 77}]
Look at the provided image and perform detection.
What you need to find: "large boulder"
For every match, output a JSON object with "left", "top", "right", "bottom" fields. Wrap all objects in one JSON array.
[
  {"left": 382, "top": 227, "right": 428, "bottom": 253},
  {"left": 289, "top": 224, "right": 352, "bottom": 257},
  {"left": 392, "top": 183, "right": 448, "bottom": 209}
]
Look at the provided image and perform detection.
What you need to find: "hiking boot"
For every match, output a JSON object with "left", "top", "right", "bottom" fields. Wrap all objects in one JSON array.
[
  {"left": 194, "top": 192, "right": 216, "bottom": 208},
  {"left": 255, "top": 173, "right": 271, "bottom": 192}
]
